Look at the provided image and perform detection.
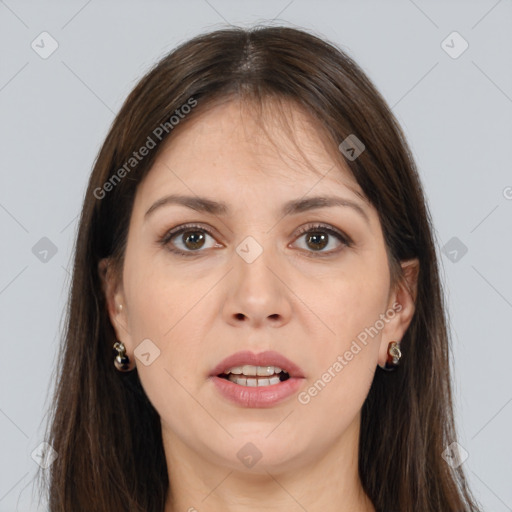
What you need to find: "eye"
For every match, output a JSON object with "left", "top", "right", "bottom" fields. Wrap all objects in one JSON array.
[
  {"left": 158, "top": 223, "right": 220, "bottom": 256},
  {"left": 292, "top": 223, "right": 352, "bottom": 256}
]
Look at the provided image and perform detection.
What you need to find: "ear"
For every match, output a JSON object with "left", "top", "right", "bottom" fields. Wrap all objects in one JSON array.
[
  {"left": 377, "top": 258, "right": 419, "bottom": 368},
  {"left": 98, "top": 257, "right": 133, "bottom": 351}
]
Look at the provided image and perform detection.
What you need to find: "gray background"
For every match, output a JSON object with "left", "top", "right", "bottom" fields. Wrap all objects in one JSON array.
[{"left": 1, "top": 1, "right": 511, "bottom": 510}]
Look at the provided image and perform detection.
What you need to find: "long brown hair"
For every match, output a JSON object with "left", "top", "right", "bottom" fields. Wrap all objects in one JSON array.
[{"left": 38, "top": 25, "right": 481, "bottom": 511}]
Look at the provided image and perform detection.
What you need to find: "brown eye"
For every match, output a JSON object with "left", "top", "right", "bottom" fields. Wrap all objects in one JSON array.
[
  {"left": 180, "top": 230, "right": 206, "bottom": 250},
  {"left": 304, "top": 231, "right": 329, "bottom": 251},
  {"left": 293, "top": 223, "right": 352, "bottom": 256},
  {"left": 159, "top": 224, "right": 219, "bottom": 256}
]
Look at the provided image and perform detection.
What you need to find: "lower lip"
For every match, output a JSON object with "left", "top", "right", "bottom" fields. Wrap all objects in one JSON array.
[{"left": 210, "top": 375, "right": 304, "bottom": 408}]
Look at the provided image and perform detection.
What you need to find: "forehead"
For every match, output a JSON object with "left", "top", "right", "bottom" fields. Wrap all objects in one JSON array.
[{"left": 136, "top": 97, "right": 366, "bottom": 207}]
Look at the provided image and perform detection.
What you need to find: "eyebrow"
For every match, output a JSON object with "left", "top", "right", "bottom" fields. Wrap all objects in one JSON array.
[{"left": 144, "top": 193, "right": 370, "bottom": 224}]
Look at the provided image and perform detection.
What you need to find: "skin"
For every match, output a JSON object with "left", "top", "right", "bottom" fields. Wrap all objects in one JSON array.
[{"left": 100, "top": 98, "right": 418, "bottom": 512}]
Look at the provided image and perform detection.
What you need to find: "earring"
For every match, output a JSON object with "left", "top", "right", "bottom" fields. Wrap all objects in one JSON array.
[
  {"left": 382, "top": 341, "right": 402, "bottom": 371},
  {"left": 113, "top": 341, "right": 135, "bottom": 372}
]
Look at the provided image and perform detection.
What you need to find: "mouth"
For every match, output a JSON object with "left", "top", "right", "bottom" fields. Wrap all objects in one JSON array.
[
  {"left": 209, "top": 351, "right": 305, "bottom": 408},
  {"left": 217, "top": 365, "right": 291, "bottom": 387},
  {"left": 209, "top": 349, "right": 304, "bottom": 390}
]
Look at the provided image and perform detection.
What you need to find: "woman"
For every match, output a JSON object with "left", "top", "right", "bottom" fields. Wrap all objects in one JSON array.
[{"left": 39, "top": 25, "right": 481, "bottom": 511}]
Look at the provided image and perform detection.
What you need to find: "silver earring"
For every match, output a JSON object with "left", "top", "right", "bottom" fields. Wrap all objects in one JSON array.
[
  {"left": 113, "top": 341, "right": 135, "bottom": 372},
  {"left": 382, "top": 341, "right": 402, "bottom": 371}
]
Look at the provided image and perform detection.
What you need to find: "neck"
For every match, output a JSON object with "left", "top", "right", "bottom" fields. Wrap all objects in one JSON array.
[{"left": 162, "top": 414, "right": 375, "bottom": 512}]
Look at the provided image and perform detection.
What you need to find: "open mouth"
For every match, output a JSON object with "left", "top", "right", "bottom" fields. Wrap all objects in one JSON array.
[
  {"left": 211, "top": 359, "right": 304, "bottom": 407},
  {"left": 217, "top": 366, "right": 291, "bottom": 387}
]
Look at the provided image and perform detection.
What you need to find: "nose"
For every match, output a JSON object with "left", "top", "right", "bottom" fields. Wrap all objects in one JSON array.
[{"left": 221, "top": 242, "right": 293, "bottom": 329}]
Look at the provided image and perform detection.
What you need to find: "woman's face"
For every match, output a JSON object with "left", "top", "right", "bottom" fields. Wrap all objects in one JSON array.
[{"left": 103, "top": 98, "right": 416, "bottom": 475}]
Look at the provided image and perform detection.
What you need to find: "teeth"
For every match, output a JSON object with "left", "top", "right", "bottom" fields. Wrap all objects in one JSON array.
[
  {"left": 224, "top": 365, "right": 284, "bottom": 376},
  {"left": 228, "top": 374, "right": 282, "bottom": 387}
]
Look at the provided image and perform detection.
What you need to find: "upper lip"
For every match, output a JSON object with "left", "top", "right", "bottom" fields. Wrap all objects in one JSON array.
[{"left": 210, "top": 350, "right": 305, "bottom": 378}]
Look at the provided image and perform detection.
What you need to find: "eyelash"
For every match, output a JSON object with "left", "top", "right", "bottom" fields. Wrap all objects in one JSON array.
[{"left": 157, "top": 222, "right": 353, "bottom": 258}]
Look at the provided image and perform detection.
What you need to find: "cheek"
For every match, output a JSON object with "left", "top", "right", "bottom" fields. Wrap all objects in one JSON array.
[
  {"left": 338, "top": 280, "right": 388, "bottom": 344},
  {"left": 123, "top": 250, "right": 207, "bottom": 384},
  {"left": 298, "top": 259, "right": 388, "bottom": 403},
  {"left": 296, "top": 355, "right": 375, "bottom": 447},
  {"left": 298, "top": 276, "right": 385, "bottom": 416},
  {"left": 304, "top": 259, "right": 389, "bottom": 348},
  {"left": 123, "top": 247, "right": 197, "bottom": 338},
  {"left": 122, "top": 263, "right": 206, "bottom": 430}
]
